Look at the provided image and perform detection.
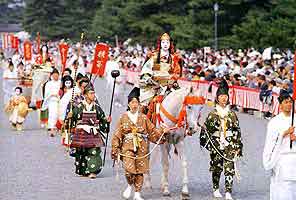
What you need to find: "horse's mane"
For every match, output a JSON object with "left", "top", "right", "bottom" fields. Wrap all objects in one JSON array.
[
  {"left": 167, "top": 87, "right": 189, "bottom": 99},
  {"left": 164, "top": 87, "right": 189, "bottom": 105}
]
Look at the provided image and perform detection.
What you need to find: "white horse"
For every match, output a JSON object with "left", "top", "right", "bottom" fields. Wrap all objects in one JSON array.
[{"left": 148, "top": 86, "right": 205, "bottom": 199}]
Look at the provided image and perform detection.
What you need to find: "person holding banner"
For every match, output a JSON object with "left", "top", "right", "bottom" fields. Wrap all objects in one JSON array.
[
  {"left": 263, "top": 90, "right": 296, "bottom": 200},
  {"left": 68, "top": 84, "right": 110, "bottom": 179},
  {"left": 139, "top": 33, "right": 182, "bottom": 106},
  {"left": 111, "top": 87, "right": 170, "bottom": 200}
]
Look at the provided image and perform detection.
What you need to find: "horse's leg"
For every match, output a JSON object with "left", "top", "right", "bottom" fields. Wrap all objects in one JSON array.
[
  {"left": 161, "top": 143, "right": 170, "bottom": 196},
  {"left": 175, "top": 140, "right": 190, "bottom": 198}
]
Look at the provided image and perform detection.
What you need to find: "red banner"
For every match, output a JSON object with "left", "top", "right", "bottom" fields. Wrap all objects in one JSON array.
[
  {"left": 15, "top": 37, "right": 19, "bottom": 50},
  {"left": 24, "top": 41, "right": 32, "bottom": 61},
  {"left": 91, "top": 43, "right": 109, "bottom": 76},
  {"left": 36, "top": 32, "right": 40, "bottom": 52},
  {"left": 1, "top": 33, "right": 8, "bottom": 49},
  {"left": 293, "top": 50, "right": 296, "bottom": 100},
  {"left": 59, "top": 43, "right": 69, "bottom": 73},
  {"left": 11, "top": 36, "right": 19, "bottom": 50},
  {"left": 10, "top": 34, "right": 14, "bottom": 48}
]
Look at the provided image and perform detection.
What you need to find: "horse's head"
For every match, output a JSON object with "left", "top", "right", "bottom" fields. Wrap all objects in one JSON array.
[{"left": 182, "top": 86, "right": 205, "bottom": 135}]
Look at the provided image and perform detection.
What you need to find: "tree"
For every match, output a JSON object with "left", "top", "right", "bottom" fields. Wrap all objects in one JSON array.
[
  {"left": 23, "top": 0, "right": 66, "bottom": 40},
  {"left": 0, "top": 0, "right": 24, "bottom": 24},
  {"left": 231, "top": 0, "right": 296, "bottom": 48},
  {"left": 23, "top": 0, "right": 101, "bottom": 41}
]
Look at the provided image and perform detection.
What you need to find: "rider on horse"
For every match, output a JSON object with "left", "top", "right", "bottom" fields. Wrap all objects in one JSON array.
[{"left": 139, "top": 33, "right": 182, "bottom": 122}]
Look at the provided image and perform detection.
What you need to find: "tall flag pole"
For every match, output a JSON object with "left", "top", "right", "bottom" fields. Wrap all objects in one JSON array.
[{"left": 291, "top": 50, "right": 296, "bottom": 149}]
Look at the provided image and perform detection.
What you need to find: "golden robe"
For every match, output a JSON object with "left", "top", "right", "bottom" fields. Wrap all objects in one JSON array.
[{"left": 111, "top": 112, "right": 166, "bottom": 174}]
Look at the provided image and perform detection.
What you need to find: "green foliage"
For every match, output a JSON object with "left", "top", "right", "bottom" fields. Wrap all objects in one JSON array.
[
  {"left": 0, "top": 0, "right": 23, "bottom": 24},
  {"left": 10, "top": 0, "right": 296, "bottom": 49},
  {"left": 231, "top": 0, "right": 296, "bottom": 48}
]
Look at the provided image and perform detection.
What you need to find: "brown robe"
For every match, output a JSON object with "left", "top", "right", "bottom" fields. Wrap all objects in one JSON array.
[{"left": 111, "top": 112, "right": 166, "bottom": 174}]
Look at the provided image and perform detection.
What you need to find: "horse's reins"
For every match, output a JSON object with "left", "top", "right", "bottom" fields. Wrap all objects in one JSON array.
[
  {"left": 116, "top": 96, "right": 205, "bottom": 160},
  {"left": 157, "top": 96, "right": 206, "bottom": 130}
]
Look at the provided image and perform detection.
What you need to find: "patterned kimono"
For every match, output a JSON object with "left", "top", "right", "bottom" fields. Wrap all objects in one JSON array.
[
  {"left": 203, "top": 105, "right": 243, "bottom": 193},
  {"left": 71, "top": 100, "right": 109, "bottom": 176},
  {"left": 111, "top": 111, "right": 166, "bottom": 192}
]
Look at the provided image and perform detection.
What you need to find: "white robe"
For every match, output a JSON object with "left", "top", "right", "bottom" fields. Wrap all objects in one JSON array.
[
  {"left": 58, "top": 86, "right": 81, "bottom": 121},
  {"left": 263, "top": 112, "right": 296, "bottom": 200},
  {"left": 43, "top": 80, "right": 61, "bottom": 129}
]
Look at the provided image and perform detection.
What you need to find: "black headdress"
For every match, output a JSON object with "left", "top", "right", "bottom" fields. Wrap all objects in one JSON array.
[
  {"left": 128, "top": 87, "right": 140, "bottom": 103},
  {"left": 278, "top": 89, "right": 292, "bottom": 104},
  {"left": 215, "top": 79, "right": 229, "bottom": 104}
]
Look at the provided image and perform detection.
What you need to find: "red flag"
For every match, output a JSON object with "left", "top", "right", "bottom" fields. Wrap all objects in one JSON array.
[
  {"left": 91, "top": 43, "right": 109, "bottom": 76},
  {"left": 36, "top": 32, "right": 40, "bottom": 52},
  {"left": 24, "top": 41, "right": 32, "bottom": 61},
  {"left": 3, "top": 33, "right": 8, "bottom": 49},
  {"left": 9, "top": 34, "right": 14, "bottom": 48},
  {"left": 14, "top": 38, "right": 18, "bottom": 52},
  {"left": 293, "top": 50, "right": 296, "bottom": 100},
  {"left": 59, "top": 43, "right": 69, "bottom": 73},
  {"left": 9, "top": 35, "right": 18, "bottom": 50}
]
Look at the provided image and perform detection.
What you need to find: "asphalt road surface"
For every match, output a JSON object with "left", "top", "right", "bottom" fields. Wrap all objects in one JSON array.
[{"left": 0, "top": 75, "right": 270, "bottom": 200}]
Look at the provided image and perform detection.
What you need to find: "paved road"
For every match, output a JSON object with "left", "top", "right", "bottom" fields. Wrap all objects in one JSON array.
[{"left": 0, "top": 75, "right": 270, "bottom": 200}]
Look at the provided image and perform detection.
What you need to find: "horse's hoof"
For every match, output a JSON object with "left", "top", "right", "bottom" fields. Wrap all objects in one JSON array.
[
  {"left": 163, "top": 192, "right": 171, "bottom": 197},
  {"left": 162, "top": 186, "right": 170, "bottom": 197},
  {"left": 181, "top": 192, "right": 190, "bottom": 200}
]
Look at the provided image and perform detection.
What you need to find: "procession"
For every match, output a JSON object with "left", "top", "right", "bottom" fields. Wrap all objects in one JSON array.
[{"left": 1, "top": 1, "right": 296, "bottom": 200}]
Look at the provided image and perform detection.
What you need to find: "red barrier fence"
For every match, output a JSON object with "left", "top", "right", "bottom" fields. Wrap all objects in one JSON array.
[{"left": 123, "top": 69, "right": 280, "bottom": 115}]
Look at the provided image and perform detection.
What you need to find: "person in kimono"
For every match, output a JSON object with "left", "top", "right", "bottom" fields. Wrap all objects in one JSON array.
[
  {"left": 69, "top": 84, "right": 110, "bottom": 179},
  {"left": 5, "top": 86, "right": 29, "bottom": 131},
  {"left": 139, "top": 33, "right": 182, "bottom": 106},
  {"left": 42, "top": 68, "right": 61, "bottom": 137},
  {"left": 263, "top": 90, "right": 296, "bottom": 200},
  {"left": 202, "top": 79, "right": 243, "bottom": 200},
  {"left": 111, "top": 87, "right": 170, "bottom": 200}
]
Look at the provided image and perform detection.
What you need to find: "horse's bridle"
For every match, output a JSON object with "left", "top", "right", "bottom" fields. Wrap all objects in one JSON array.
[{"left": 157, "top": 95, "right": 205, "bottom": 131}]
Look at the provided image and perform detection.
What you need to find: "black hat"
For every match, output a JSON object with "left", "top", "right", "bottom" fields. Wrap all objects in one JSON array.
[
  {"left": 64, "top": 68, "right": 72, "bottom": 74},
  {"left": 76, "top": 73, "right": 84, "bottom": 81},
  {"left": 83, "top": 83, "right": 95, "bottom": 94},
  {"left": 216, "top": 79, "right": 229, "bottom": 97},
  {"left": 128, "top": 87, "right": 140, "bottom": 103},
  {"left": 278, "top": 89, "right": 292, "bottom": 104},
  {"left": 51, "top": 68, "right": 59, "bottom": 75},
  {"left": 79, "top": 78, "right": 89, "bottom": 87}
]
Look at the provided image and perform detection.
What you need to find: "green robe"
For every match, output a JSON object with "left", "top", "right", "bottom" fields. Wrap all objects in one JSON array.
[{"left": 203, "top": 107, "right": 243, "bottom": 193}]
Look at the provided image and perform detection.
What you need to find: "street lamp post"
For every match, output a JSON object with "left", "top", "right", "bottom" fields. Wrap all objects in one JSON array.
[{"left": 214, "top": 3, "right": 219, "bottom": 51}]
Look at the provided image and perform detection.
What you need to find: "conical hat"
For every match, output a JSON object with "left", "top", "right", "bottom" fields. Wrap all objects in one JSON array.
[{"left": 17, "top": 102, "right": 29, "bottom": 118}]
